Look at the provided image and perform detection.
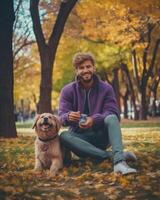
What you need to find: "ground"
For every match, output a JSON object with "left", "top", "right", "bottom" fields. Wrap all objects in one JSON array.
[{"left": 0, "top": 123, "right": 160, "bottom": 200}]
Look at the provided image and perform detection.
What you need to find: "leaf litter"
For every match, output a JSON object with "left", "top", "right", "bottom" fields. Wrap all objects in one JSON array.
[{"left": 0, "top": 128, "right": 160, "bottom": 199}]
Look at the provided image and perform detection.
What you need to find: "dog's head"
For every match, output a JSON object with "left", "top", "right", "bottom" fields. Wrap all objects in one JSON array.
[{"left": 32, "top": 113, "right": 61, "bottom": 139}]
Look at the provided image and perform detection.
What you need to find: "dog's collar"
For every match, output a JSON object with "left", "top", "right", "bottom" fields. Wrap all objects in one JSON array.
[{"left": 38, "top": 135, "right": 58, "bottom": 142}]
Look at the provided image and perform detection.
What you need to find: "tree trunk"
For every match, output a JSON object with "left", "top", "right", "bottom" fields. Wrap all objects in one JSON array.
[
  {"left": 150, "top": 76, "right": 160, "bottom": 116},
  {"left": 30, "top": 0, "right": 78, "bottom": 114},
  {"left": 38, "top": 51, "right": 53, "bottom": 113},
  {"left": 152, "top": 93, "right": 157, "bottom": 117},
  {"left": 121, "top": 63, "right": 139, "bottom": 120},
  {"left": 122, "top": 87, "right": 130, "bottom": 119},
  {"left": 112, "top": 68, "right": 121, "bottom": 112},
  {"left": 139, "top": 38, "right": 160, "bottom": 119},
  {"left": 132, "top": 49, "right": 140, "bottom": 92},
  {"left": 140, "top": 87, "right": 147, "bottom": 120},
  {"left": 0, "top": 0, "right": 17, "bottom": 137}
]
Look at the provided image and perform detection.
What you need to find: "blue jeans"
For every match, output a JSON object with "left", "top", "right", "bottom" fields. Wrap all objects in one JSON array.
[{"left": 60, "top": 114, "right": 124, "bottom": 164}]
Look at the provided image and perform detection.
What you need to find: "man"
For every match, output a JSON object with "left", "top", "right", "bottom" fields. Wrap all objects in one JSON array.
[{"left": 58, "top": 52, "right": 137, "bottom": 174}]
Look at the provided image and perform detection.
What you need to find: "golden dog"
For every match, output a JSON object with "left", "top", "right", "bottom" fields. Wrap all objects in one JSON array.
[{"left": 32, "top": 113, "right": 63, "bottom": 176}]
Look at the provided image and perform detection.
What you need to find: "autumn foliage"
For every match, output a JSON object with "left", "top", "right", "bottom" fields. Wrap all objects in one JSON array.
[
  {"left": 0, "top": 127, "right": 160, "bottom": 199},
  {"left": 12, "top": 0, "right": 160, "bottom": 120}
]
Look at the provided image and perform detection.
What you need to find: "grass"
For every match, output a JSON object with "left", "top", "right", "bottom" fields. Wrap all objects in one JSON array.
[
  {"left": 121, "top": 122, "right": 160, "bottom": 128},
  {"left": 16, "top": 117, "right": 160, "bottom": 129},
  {"left": 120, "top": 117, "right": 160, "bottom": 128},
  {"left": 16, "top": 122, "right": 33, "bottom": 129}
]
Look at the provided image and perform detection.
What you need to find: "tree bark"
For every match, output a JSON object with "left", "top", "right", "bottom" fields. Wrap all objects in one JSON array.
[
  {"left": 131, "top": 49, "right": 140, "bottom": 92},
  {"left": 139, "top": 38, "right": 160, "bottom": 119},
  {"left": 30, "top": 0, "right": 78, "bottom": 113},
  {"left": 140, "top": 86, "right": 147, "bottom": 119},
  {"left": 122, "top": 87, "right": 130, "bottom": 119},
  {"left": 121, "top": 63, "right": 139, "bottom": 120},
  {"left": 112, "top": 68, "right": 121, "bottom": 111},
  {"left": 0, "top": 0, "right": 17, "bottom": 137},
  {"left": 150, "top": 76, "right": 160, "bottom": 116}
]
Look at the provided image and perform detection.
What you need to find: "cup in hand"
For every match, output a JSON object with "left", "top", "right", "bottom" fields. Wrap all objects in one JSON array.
[{"left": 79, "top": 114, "right": 87, "bottom": 125}]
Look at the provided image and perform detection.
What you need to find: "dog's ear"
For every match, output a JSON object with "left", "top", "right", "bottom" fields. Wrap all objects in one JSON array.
[
  {"left": 52, "top": 115, "right": 61, "bottom": 132},
  {"left": 32, "top": 114, "right": 40, "bottom": 129}
]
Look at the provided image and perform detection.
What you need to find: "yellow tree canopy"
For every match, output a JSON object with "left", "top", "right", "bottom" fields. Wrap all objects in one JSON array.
[{"left": 76, "top": 0, "right": 160, "bottom": 47}]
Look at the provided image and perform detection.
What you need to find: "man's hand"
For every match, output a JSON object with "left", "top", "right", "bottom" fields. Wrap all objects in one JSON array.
[
  {"left": 68, "top": 111, "right": 81, "bottom": 122},
  {"left": 79, "top": 117, "right": 93, "bottom": 129}
]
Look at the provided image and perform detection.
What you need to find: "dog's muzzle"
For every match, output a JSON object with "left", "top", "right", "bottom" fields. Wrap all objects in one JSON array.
[{"left": 40, "top": 118, "right": 53, "bottom": 131}]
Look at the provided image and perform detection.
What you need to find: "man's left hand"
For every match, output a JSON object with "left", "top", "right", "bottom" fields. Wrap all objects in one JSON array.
[{"left": 79, "top": 117, "right": 93, "bottom": 129}]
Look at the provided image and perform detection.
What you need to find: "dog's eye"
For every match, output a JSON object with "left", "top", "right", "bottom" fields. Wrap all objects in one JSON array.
[{"left": 48, "top": 116, "right": 52, "bottom": 119}]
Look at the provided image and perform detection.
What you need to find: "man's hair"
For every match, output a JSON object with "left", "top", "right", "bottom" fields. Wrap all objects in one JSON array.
[{"left": 72, "top": 52, "right": 95, "bottom": 68}]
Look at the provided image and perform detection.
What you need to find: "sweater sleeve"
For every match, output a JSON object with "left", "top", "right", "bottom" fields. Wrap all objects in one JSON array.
[
  {"left": 91, "top": 84, "right": 120, "bottom": 126},
  {"left": 58, "top": 86, "right": 74, "bottom": 126}
]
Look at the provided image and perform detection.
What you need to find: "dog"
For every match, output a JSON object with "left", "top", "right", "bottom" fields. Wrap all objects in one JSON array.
[{"left": 32, "top": 113, "right": 63, "bottom": 176}]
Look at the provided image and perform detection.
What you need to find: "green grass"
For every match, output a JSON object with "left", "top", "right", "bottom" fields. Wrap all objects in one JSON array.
[
  {"left": 121, "top": 122, "right": 160, "bottom": 128},
  {"left": 16, "top": 120, "right": 160, "bottom": 129},
  {"left": 16, "top": 122, "right": 33, "bottom": 129}
]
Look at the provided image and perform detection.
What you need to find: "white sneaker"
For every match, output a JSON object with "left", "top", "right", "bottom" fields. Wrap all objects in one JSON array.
[
  {"left": 114, "top": 161, "right": 137, "bottom": 175},
  {"left": 123, "top": 151, "right": 137, "bottom": 162}
]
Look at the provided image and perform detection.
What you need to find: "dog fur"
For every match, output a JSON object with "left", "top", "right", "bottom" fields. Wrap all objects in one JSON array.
[{"left": 32, "top": 113, "right": 63, "bottom": 176}]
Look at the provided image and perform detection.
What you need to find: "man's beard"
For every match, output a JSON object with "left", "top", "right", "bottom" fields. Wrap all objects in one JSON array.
[{"left": 79, "top": 73, "right": 93, "bottom": 83}]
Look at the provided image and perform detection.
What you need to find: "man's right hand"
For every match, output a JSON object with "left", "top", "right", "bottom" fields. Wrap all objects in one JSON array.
[{"left": 68, "top": 111, "right": 81, "bottom": 122}]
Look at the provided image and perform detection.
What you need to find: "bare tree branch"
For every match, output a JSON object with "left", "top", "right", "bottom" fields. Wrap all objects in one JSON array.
[
  {"left": 147, "top": 38, "right": 160, "bottom": 78},
  {"left": 13, "top": 40, "right": 35, "bottom": 59},
  {"left": 142, "top": 23, "right": 155, "bottom": 73},
  {"left": 15, "top": 0, "right": 23, "bottom": 14},
  {"left": 30, "top": 0, "right": 46, "bottom": 55},
  {"left": 48, "top": 0, "right": 78, "bottom": 55},
  {"left": 131, "top": 49, "right": 140, "bottom": 92}
]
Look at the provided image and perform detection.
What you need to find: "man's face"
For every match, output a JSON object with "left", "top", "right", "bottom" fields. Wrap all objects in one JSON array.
[{"left": 75, "top": 60, "right": 95, "bottom": 83}]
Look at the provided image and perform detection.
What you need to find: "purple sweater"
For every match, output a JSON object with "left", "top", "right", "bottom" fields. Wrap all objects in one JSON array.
[{"left": 58, "top": 75, "right": 120, "bottom": 131}]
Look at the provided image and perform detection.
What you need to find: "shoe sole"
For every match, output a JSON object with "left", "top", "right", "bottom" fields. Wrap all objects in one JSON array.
[{"left": 114, "top": 170, "right": 137, "bottom": 175}]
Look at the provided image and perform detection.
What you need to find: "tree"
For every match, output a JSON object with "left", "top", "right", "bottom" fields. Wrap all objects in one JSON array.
[
  {"left": 120, "top": 63, "right": 139, "bottom": 120},
  {"left": 14, "top": 44, "right": 40, "bottom": 113},
  {"left": 75, "top": 0, "right": 160, "bottom": 119},
  {"left": 13, "top": 0, "right": 35, "bottom": 62},
  {"left": 30, "top": 0, "right": 78, "bottom": 113},
  {"left": 149, "top": 69, "right": 160, "bottom": 116},
  {"left": 0, "top": 0, "right": 17, "bottom": 137}
]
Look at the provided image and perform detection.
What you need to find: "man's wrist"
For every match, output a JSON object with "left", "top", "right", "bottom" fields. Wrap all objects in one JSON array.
[{"left": 88, "top": 116, "right": 94, "bottom": 126}]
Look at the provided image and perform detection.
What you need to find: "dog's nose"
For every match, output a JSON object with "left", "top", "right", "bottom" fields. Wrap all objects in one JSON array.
[{"left": 43, "top": 117, "right": 48, "bottom": 124}]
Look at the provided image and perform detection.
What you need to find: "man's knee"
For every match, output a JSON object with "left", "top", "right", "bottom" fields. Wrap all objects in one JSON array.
[
  {"left": 104, "top": 114, "right": 119, "bottom": 127},
  {"left": 59, "top": 131, "right": 71, "bottom": 142}
]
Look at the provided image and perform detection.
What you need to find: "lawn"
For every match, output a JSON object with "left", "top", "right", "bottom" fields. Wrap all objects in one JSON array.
[
  {"left": 0, "top": 126, "right": 160, "bottom": 200},
  {"left": 16, "top": 117, "right": 160, "bottom": 129}
]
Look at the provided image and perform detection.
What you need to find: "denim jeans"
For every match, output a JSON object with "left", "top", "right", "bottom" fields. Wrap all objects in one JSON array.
[{"left": 60, "top": 114, "right": 125, "bottom": 164}]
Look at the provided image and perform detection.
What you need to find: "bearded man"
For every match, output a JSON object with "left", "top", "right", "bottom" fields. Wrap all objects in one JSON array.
[{"left": 58, "top": 52, "right": 137, "bottom": 174}]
